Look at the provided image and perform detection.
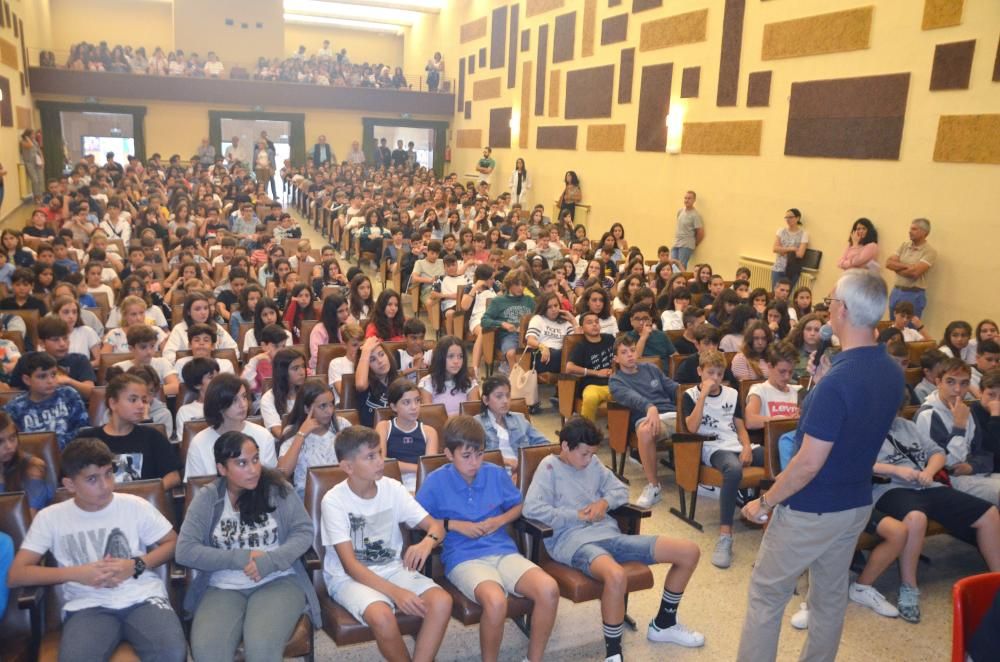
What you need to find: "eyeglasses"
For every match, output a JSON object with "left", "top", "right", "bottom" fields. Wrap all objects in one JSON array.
[
  {"left": 823, "top": 297, "right": 842, "bottom": 307},
  {"left": 632, "top": 316, "right": 651, "bottom": 323}
]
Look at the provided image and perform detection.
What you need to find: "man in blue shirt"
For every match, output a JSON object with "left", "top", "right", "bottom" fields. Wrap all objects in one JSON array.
[
  {"left": 736, "top": 270, "right": 903, "bottom": 662},
  {"left": 416, "top": 416, "right": 558, "bottom": 662}
]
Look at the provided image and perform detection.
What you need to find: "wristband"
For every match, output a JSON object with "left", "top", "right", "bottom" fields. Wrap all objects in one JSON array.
[
  {"left": 584, "top": 368, "right": 588, "bottom": 377},
  {"left": 759, "top": 493, "right": 773, "bottom": 512}
]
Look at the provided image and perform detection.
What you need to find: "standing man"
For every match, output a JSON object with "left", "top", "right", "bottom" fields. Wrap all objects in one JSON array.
[
  {"left": 476, "top": 146, "right": 496, "bottom": 191},
  {"left": 391, "top": 140, "right": 408, "bottom": 168},
  {"left": 195, "top": 138, "right": 215, "bottom": 167},
  {"left": 885, "top": 218, "right": 936, "bottom": 319},
  {"left": 673, "top": 190, "right": 704, "bottom": 269},
  {"left": 224, "top": 136, "right": 244, "bottom": 165},
  {"left": 377, "top": 138, "right": 392, "bottom": 169},
  {"left": 347, "top": 140, "right": 365, "bottom": 165},
  {"left": 257, "top": 132, "right": 277, "bottom": 197},
  {"left": 406, "top": 141, "right": 418, "bottom": 168},
  {"left": 736, "top": 269, "right": 903, "bottom": 662},
  {"left": 312, "top": 135, "right": 334, "bottom": 166}
]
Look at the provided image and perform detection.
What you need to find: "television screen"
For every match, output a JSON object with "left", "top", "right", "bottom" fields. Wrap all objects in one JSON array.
[{"left": 82, "top": 136, "right": 135, "bottom": 164}]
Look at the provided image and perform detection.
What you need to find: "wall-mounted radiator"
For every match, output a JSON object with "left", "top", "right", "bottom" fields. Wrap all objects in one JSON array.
[{"left": 737, "top": 256, "right": 816, "bottom": 291}]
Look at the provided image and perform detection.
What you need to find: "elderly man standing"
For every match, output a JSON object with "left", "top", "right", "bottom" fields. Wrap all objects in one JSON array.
[
  {"left": 886, "top": 218, "right": 936, "bottom": 318},
  {"left": 346, "top": 140, "right": 365, "bottom": 165},
  {"left": 673, "top": 190, "right": 704, "bottom": 269},
  {"left": 312, "top": 134, "right": 334, "bottom": 166},
  {"left": 195, "top": 138, "right": 215, "bottom": 167},
  {"left": 736, "top": 269, "right": 903, "bottom": 662}
]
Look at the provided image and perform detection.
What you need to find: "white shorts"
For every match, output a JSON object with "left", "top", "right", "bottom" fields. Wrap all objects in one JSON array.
[
  {"left": 446, "top": 553, "right": 538, "bottom": 603},
  {"left": 330, "top": 566, "right": 440, "bottom": 624},
  {"left": 635, "top": 411, "right": 676, "bottom": 439}
]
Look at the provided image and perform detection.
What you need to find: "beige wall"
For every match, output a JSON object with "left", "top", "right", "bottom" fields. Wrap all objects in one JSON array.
[
  {"left": 173, "top": 0, "right": 283, "bottom": 64},
  {"left": 407, "top": 0, "right": 1000, "bottom": 335},
  {"left": 47, "top": 0, "right": 173, "bottom": 57},
  {"left": 283, "top": 22, "right": 404, "bottom": 69}
]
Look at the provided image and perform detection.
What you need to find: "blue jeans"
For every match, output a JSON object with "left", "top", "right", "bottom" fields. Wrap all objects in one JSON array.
[
  {"left": 771, "top": 270, "right": 785, "bottom": 291},
  {"left": 889, "top": 287, "right": 927, "bottom": 319},
  {"left": 671, "top": 246, "right": 694, "bottom": 269}
]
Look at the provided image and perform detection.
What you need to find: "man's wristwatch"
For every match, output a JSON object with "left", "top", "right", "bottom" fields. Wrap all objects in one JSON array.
[
  {"left": 759, "top": 493, "right": 774, "bottom": 512},
  {"left": 132, "top": 556, "right": 146, "bottom": 579},
  {"left": 442, "top": 518, "right": 450, "bottom": 532}
]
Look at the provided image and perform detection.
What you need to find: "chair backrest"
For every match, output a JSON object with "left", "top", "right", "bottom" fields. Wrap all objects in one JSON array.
[
  {"left": 0, "top": 389, "right": 24, "bottom": 408},
  {"left": 763, "top": 417, "right": 799, "bottom": 479},
  {"left": 98, "top": 352, "right": 134, "bottom": 385},
  {"left": 374, "top": 403, "right": 449, "bottom": 440},
  {"left": 674, "top": 383, "right": 699, "bottom": 434},
  {"left": 905, "top": 367, "right": 922, "bottom": 387},
  {"left": 85, "top": 306, "right": 107, "bottom": 325},
  {"left": 181, "top": 417, "right": 263, "bottom": 468},
  {"left": 17, "top": 431, "right": 61, "bottom": 487},
  {"left": 517, "top": 443, "right": 561, "bottom": 500},
  {"left": 0, "top": 309, "right": 39, "bottom": 347},
  {"left": 666, "top": 329, "right": 686, "bottom": 348},
  {"left": 183, "top": 474, "right": 217, "bottom": 513},
  {"left": 0, "top": 330, "right": 24, "bottom": 353},
  {"left": 907, "top": 340, "right": 938, "bottom": 365},
  {"left": 300, "top": 320, "right": 319, "bottom": 356},
  {"left": 0, "top": 492, "right": 32, "bottom": 641},
  {"left": 738, "top": 378, "right": 766, "bottom": 408},
  {"left": 669, "top": 353, "right": 686, "bottom": 378},
  {"left": 171, "top": 303, "right": 184, "bottom": 325},
  {"left": 415, "top": 450, "right": 504, "bottom": 493},
  {"left": 315, "top": 343, "right": 347, "bottom": 376},
  {"left": 900, "top": 405, "right": 920, "bottom": 421},
  {"left": 237, "top": 322, "right": 254, "bottom": 353},
  {"left": 88, "top": 386, "right": 108, "bottom": 427},
  {"left": 458, "top": 398, "right": 530, "bottom": 419},
  {"left": 340, "top": 374, "right": 359, "bottom": 411},
  {"left": 952, "top": 572, "right": 1000, "bottom": 662},
  {"left": 176, "top": 348, "right": 240, "bottom": 372}
]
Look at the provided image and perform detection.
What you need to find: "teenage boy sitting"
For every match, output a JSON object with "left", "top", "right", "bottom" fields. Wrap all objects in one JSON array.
[
  {"left": 917, "top": 358, "right": 1000, "bottom": 504},
  {"left": 609, "top": 334, "right": 682, "bottom": 509},
  {"left": 173, "top": 323, "right": 237, "bottom": 375},
  {"left": 523, "top": 416, "right": 705, "bottom": 660},
  {"left": 624, "top": 303, "right": 676, "bottom": 368},
  {"left": 410, "top": 240, "right": 445, "bottom": 310},
  {"left": 971, "top": 340, "right": 1000, "bottom": 399},
  {"left": 4, "top": 352, "right": 90, "bottom": 449},
  {"left": 7, "top": 438, "right": 187, "bottom": 662},
  {"left": 566, "top": 310, "right": 615, "bottom": 422},
  {"left": 914, "top": 348, "right": 947, "bottom": 404},
  {"left": 240, "top": 323, "right": 288, "bottom": 396},
  {"left": 415, "top": 416, "right": 559, "bottom": 662},
  {"left": 481, "top": 271, "right": 534, "bottom": 375},
  {"left": 430, "top": 255, "right": 467, "bottom": 336},
  {"left": 673, "top": 307, "right": 705, "bottom": 356},
  {"left": 682, "top": 350, "right": 764, "bottom": 569},
  {"left": 674, "top": 324, "right": 738, "bottom": 388},
  {"left": 321, "top": 426, "right": 452, "bottom": 662},
  {"left": 972, "top": 369, "right": 1000, "bottom": 474},
  {"left": 175, "top": 357, "right": 219, "bottom": 439},
  {"left": 461, "top": 264, "right": 500, "bottom": 377},
  {"left": 10, "top": 316, "right": 96, "bottom": 399},
  {"left": 115, "top": 324, "right": 179, "bottom": 398},
  {"left": 0, "top": 267, "right": 48, "bottom": 315},
  {"left": 396, "top": 318, "right": 432, "bottom": 383},
  {"left": 891, "top": 301, "right": 932, "bottom": 342}
]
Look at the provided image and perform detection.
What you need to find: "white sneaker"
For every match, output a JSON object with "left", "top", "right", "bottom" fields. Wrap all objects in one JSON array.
[
  {"left": 647, "top": 621, "right": 706, "bottom": 647},
  {"left": 790, "top": 602, "right": 809, "bottom": 629},
  {"left": 604, "top": 655, "right": 622, "bottom": 662},
  {"left": 636, "top": 483, "right": 662, "bottom": 508},
  {"left": 849, "top": 582, "right": 899, "bottom": 618}
]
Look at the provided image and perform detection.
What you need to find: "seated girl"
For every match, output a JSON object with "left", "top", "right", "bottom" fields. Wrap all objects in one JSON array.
[
  {"left": 0, "top": 411, "right": 55, "bottom": 514},
  {"left": 244, "top": 297, "right": 292, "bottom": 353},
  {"left": 719, "top": 305, "right": 758, "bottom": 353},
  {"left": 354, "top": 335, "right": 400, "bottom": 428},
  {"left": 939, "top": 320, "right": 975, "bottom": 364},
  {"left": 612, "top": 275, "right": 645, "bottom": 314},
  {"left": 576, "top": 286, "right": 619, "bottom": 337},
  {"left": 228, "top": 284, "right": 264, "bottom": 340},
  {"left": 376, "top": 378, "right": 440, "bottom": 492},
  {"left": 365, "top": 289, "right": 406, "bottom": 341},
  {"left": 308, "top": 294, "right": 348, "bottom": 373},
  {"left": 660, "top": 287, "right": 692, "bottom": 331},
  {"left": 475, "top": 375, "right": 549, "bottom": 475},
  {"left": 52, "top": 295, "right": 101, "bottom": 366},
  {"left": 731, "top": 321, "right": 773, "bottom": 382},
  {"left": 526, "top": 292, "right": 579, "bottom": 377},
  {"left": 743, "top": 341, "right": 802, "bottom": 430},
  {"left": 347, "top": 273, "right": 374, "bottom": 324},
  {"left": 260, "top": 348, "right": 308, "bottom": 438},
  {"left": 163, "top": 292, "right": 239, "bottom": 364},
  {"left": 418, "top": 336, "right": 479, "bottom": 415},
  {"left": 102, "top": 295, "right": 168, "bottom": 353},
  {"left": 282, "top": 284, "right": 316, "bottom": 344},
  {"left": 277, "top": 382, "right": 351, "bottom": 497},
  {"left": 788, "top": 313, "right": 826, "bottom": 380}
]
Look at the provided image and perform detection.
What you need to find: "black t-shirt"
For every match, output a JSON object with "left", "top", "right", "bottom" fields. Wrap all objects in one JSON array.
[
  {"left": 10, "top": 352, "right": 95, "bottom": 390},
  {"left": 569, "top": 334, "right": 615, "bottom": 394},
  {"left": 23, "top": 226, "right": 55, "bottom": 240},
  {"left": 674, "top": 354, "right": 738, "bottom": 389},
  {"left": 77, "top": 425, "right": 180, "bottom": 482},
  {"left": 0, "top": 296, "right": 48, "bottom": 316},
  {"left": 673, "top": 336, "right": 698, "bottom": 356},
  {"left": 216, "top": 290, "right": 239, "bottom": 315}
]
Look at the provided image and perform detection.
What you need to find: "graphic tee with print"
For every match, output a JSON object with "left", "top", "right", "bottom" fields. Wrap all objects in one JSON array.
[{"left": 747, "top": 382, "right": 802, "bottom": 419}]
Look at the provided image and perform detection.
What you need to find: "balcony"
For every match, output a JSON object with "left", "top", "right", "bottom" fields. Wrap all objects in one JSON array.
[{"left": 27, "top": 66, "right": 456, "bottom": 117}]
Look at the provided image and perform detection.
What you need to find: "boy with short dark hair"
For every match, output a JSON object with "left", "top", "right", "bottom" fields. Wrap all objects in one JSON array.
[
  {"left": 624, "top": 303, "right": 676, "bottom": 368},
  {"left": 915, "top": 348, "right": 947, "bottom": 403},
  {"left": 174, "top": 323, "right": 236, "bottom": 375},
  {"left": 396, "top": 318, "right": 432, "bottom": 382},
  {"left": 971, "top": 340, "right": 1000, "bottom": 399},
  {"left": 0, "top": 267, "right": 48, "bottom": 315},
  {"left": 674, "top": 307, "right": 706, "bottom": 355},
  {"left": 175, "top": 357, "right": 219, "bottom": 438},
  {"left": 523, "top": 417, "right": 705, "bottom": 659},
  {"left": 321, "top": 426, "right": 452, "bottom": 661},
  {"left": 431, "top": 255, "right": 467, "bottom": 336},
  {"left": 481, "top": 271, "right": 534, "bottom": 374},
  {"left": 416, "top": 416, "right": 559, "bottom": 662},
  {"left": 411, "top": 240, "right": 444, "bottom": 309},
  {"left": 241, "top": 323, "right": 288, "bottom": 398},
  {"left": 115, "top": 324, "right": 179, "bottom": 398},
  {"left": 7, "top": 437, "right": 187, "bottom": 661},
  {"left": 891, "top": 301, "right": 932, "bottom": 342},
  {"left": 3, "top": 352, "right": 91, "bottom": 449},
  {"left": 11, "top": 316, "right": 96, "bottom": 398},
  {"left": 971, "top": 369, "right": 1000, "bottom": 474},
  {"left": 566, "top": 310, "right": 615, "bottom": 422},
  {"left": 674, "top": 324, "right": 738, "bottom": 387}
]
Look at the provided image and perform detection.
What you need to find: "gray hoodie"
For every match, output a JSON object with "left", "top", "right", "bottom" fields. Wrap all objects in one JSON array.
[
  {"left": 872, "top": 417, "right": 946, "bottom": 502},
  {"left": 916, "top": 390, "right": 990, "bottom": 474}
]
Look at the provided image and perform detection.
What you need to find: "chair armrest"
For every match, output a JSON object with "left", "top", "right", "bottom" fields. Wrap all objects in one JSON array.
[
  {"left": 17, "top": 585, "right": 43, "bottom": 610},
  {"left": 170, "top": 486, "right": 186, "bottom": 501},
  {"left": 671, "top": 432, "right": 716, "bottom": 443},
  {"left": 555, "top": 374, "right": 579, "bottom": 419},
  {"left": 514, "top": 517, "right": 554, "bottom": 539},
  {"left": 610, "top": 504, "right": 650, "bottom": 535},
  {"left": 169, "top": 561, "right": 187, "bottom": 583},
  {"left": 611, "top": 503, "right": 652, "bottom": 519},
  {"left": 302, "top": 547, "right": 322, "bottom": 572}
]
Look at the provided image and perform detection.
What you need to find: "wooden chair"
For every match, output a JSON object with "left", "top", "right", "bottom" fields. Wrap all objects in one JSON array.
[
  {"left": 315, "top": 343, "right": 347, "bottom": 377},
  {"left": 175, "top": 348, "right": 240, "bottom": 372},
  {"left": 737, "top": 378, "right": 767, "bottom": 446},
  {"left": 97, "top": 352, "right": 134, "bottom": 385},
  {"left": 605, "top": 358, "right": 667, "bottom": 482},
  {"left": 0, "top": 492, "right": 35, "bottom": 662},
  {"left": 171, "top": 304, "right": 184, "bottom": 325},
  {"left": 668, "top": 353, "right": 686, "bottom": 378},
  {"left": 517, "top": 444, "right": 654, "bottom": 629},
  {"left": 88, "top": 386, "right": 108, "bottom": 427},
  {"left": 555, "top": 334, "right": 602, "bottom": 425},
  {"left": 0, "top": 389, "right": 24, "bottom": 408},
  {"left": 374, "top": 403, "right": 448, "bottom": 440},
  {"left": 300, "top": 320, "right": 319, "bottom": 357},
  {"left": 0, "top": 309, "right": 39, "bottom": 348},
  {"left": 180, "top": 416, "right": 264, "bottom": 471},
  {"left": 763, "top": 418, "right": 799, "bottom": 480},
  {"left": 458, "top": 398, "right": 530, "bottom": 419},
  {"left": 905, "top": 367, "right": 922, "bottom": 387},
  {"left": 89, "top": 292, "right": 112, "bottom": 323},
  {"left": 906, "top": 340, "right": 938, "bottom": 365},
  {"left": 16, "top": 432, "right": 61, "bottom": 489},
  {"left": 339, "top": 374, "right": 359, "bottom": 411},
  {"left": 302, "top": 462, "right": 425, "bottom": 646},
  {"left": 84, "top": 306, "right": 107, "bottom": 325},
  {"left": 1, "top": 330, "right": 24, "bottom": 353},
  {"left": 237, "top": 322, "right": 254, "bottom": 353}
]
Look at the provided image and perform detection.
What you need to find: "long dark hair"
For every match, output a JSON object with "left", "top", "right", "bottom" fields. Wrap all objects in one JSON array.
[
  {"left": 278, "top": 382, "right": 341, "bottom": 449},
  {"left": 348, "top": 273, "right": 374, "bottom": 321},
  {"left": 213, "top": 431, "right": 287, "bottom": 526},
  {"left": 204, "top": 374, "right": 251, "bottom": 429},
  {"left": 0, "top": 412, "right": 41, "bottom": 493},
  {"left": 564, "top": 170, "right": 579, "bottom": 187},
  {"left": 940, "top": 320, "right": 973, "bottom": 357},
  {"left": 724, "top": 304, "right": 758, "bottom": 337},
  {"left": 182, "top": 292, "right": 216, "bottom": 331},
  {"left": 319, "top": 294, "right": 346, "bottom": 341},
  {"left": 372, "top": 289, "right": 405, "bottom": 340},
  {"left": 253, "top": 297, "right": 283, "bottom": 339},
  {"left": 427, "top": 335, "right": 473, "bottom": 395},
  {"left": 849, "top": 218, "right": 878, "bottom": 245},
  {"left": 270, "top": 348, "right": 306, "bottom": 420}
]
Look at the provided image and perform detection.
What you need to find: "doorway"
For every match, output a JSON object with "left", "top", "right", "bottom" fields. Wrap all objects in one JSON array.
[
  {"left": 219, "top": 117, "right": 291, "bottom": 195},
  {"left": 60, "top": 111, "right": 136, "bottom": 168},
  {"left": 362, "top": 118, "right": 449, "bottom": 178}
]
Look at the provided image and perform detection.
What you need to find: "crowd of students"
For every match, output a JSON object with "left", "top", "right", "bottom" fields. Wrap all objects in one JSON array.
[{"left": 0, "top": 148, "right": 996, "bottom": 661}]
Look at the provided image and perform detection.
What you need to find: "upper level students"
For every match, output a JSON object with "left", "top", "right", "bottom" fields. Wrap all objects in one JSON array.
[
  {"left": 8, "top": 438, "right": 187, "bottom": 662},
  {"left": 0, "top": 411, "right": 55, "bottom": 514},
  {"left": 176, "top": 430, "right": 320, "bottom": 661},
  {"left": 4, "top": 352, "right": 90, "bottom": 449},
  {"left": 416, "top": 416, "right": 560, "bottom": 662},
  {"left": 321, "top": 426, "right": 452, "bottom": 662},
  {"left": 277, "top": 382, "right": 351, "bottom": 497},
  {"left": 523, "top": 417, "right": 705, "bottom": 659}
]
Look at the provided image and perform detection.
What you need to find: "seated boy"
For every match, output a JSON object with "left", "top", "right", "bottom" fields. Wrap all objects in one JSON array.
[
  {"left": 416, "top": 416, "right": 559, "bottom": 662},
  {"left": 114, "top": 324, "right": 179, "bottom": 398},
  {"left": 609, "top": 334, "right": 682, "bottom": 509},
  {"left": 321, "top": 426, "right": 452, "bottom": 661},
  {"left": 682, "top": 350, "right": 764, "bottom": 569},
  {"left": 523, "top": 417, "right": 705, "bottom": 659},
  {"left": 430, "top": 255, "right": 466, "bottom": 336},
  {"left": 672, "top": 307, "right": 705, "bottom": 356},
  {"left": 917, "top": 358, "right": 1000, "bottom": 504},
  {"left": 175, "top": 357, "right": 219, "bottom": 439},
  {"left": 972, "top": 369, "right": 1000, "bottom": 474},
  {"left": 970, "top": 340, "right": 1000, "bottom": 399},
  {"left": 624, "top": 303, "right": 675, "bottom": 369},
  {"left": 410, "top": 240, "right": 444, "bottom": 310},
  {"left": 7, "top": 438, "right": 186, "bottom": 662},
  {"left": 887, "top": 341, "right": 920, "bottom": 406},
  {"left": 10, "top": 316, "right": 96, "bottom": 399},
  {"left": 481, "top": 271, "right": 534, "bottom": 375},
  {"left": 0, "top": 267, "right": 48, "bottom": 315},
  {"left": 891, "top": 301, "right": 932, "bottom": 342},
  {"left": 173, "top": 323, "right": 237, "bottom": 375},
  {"left": 674, "top": 324, "right": 738, "bottom": 388},
  {"left": 461, "top": 264, "right": 500, "bottom": 377},
  {"left": 396, "top": 318, "right": 432, "bottom": 383},
  {"left": 566, "top": 311, "right": 615, "bottom": 422},
  {"left": 914, "top": 348, "right": 947, "bottom": 403},
  {"left": 240, "top": 323, "right": 288, "bottom": 396}
]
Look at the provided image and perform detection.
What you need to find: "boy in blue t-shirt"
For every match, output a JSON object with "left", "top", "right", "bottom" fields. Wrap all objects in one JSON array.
[
  {"left": 4, "top": 352, "right": 90, "bottom": 449},
  {"left": 416, "top": 416, "right": 559, "bottom": 662}
]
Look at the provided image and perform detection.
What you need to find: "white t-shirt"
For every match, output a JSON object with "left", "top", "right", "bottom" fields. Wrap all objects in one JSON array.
[
  {"left": 747, "top": 381, "right": 801, "bottom": 419},
  {"left": 87, "top": 283, "right": 117, "bottom": 307},
  {"left": 468, "top": 288, "right": 497, "bottom": 330},
  {"left": 243, "top": 328, "right": 293, "bottom": 353},
  {"left": 185, "top": 421, "right": 276, "bottom": 480},
  {"left": 278, "top": 421, "right": 349, "bottom": 496},
  {"left": 20, "top": 493, "right": 172, "bottom": 613},
  {"left": 175, "top": 401, "right": 203, "bottom": 440},
  {"left": 103, "top": 325, "right": 168, "bottom": 353},
  {"left": 321, "top": 476, "right": 428, "bottom": 592},
  {"left": 684, "top": 385, "right": 745, "bottom": 464},
  {"left": 526, "top": 315, "right": 573, "bottom": 351},
  {"left": 396, "top": 348, "right": 433, "bottom": 383},
  {"left": 327, "top": 356, "right": 356, "bottom": 405},
  {"left": 163, "top": 321, "right": 238, "bottom": 364},
  {"left": 260, "top": 389, "right": 296, "bottom": 431},
  {"left": 107, "top": 307, "right": 169, "bottom": 330},
  {"left": 114, "top": 357, "right": 178, "bottom": 385},
  {"left": 69, "top": 325, "right": 101, "bottom": 358},
  {"left": 209, "top": 497, "right": 295, "bottom": 590},
  {"left": 435, "top": 275, "right": 468, "bottom": 312},
  {"left": 661, "top": 310, "right": 683, "bottom": 331},
  {"left": 175, "top": 355, "right": 236, "bottom": 376},
  {"left": 578, "top": 314, "right": 619, "bottom": 337}
]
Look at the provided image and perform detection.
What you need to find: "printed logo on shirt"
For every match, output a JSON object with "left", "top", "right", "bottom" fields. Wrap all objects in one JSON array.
[
  {"left": 767, "top": 402, "right": 799, "bottom": 418},
  {"left": 61, "top": 526, "right": 133, "bottom": 566},
  {"left": 214, "top": 515, "right": 280, "bottom": 551},
  {"left": 112, "top": 453, "right": 144, "bottom": 482},
  {"left": 347, "top": 508, "right": 397, "bottom": 565}
]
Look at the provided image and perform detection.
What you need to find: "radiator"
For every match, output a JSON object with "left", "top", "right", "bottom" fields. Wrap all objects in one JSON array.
[{"left": 737, "top": 256, "right": 816, "bottom": 291}]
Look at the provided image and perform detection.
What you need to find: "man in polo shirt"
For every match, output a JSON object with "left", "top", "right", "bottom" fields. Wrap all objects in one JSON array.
[
  {"left": 736, "top": 269, "right": 903, "bottom": 662},
  {"left": 886, "top": 218, "right": 936, "bottom": 318}
]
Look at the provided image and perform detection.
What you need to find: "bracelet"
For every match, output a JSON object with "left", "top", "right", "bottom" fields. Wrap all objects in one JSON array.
[
  {"left": 584, "top": 368, "right": 588, "bottom": 377},
  {"left": 760, "top": 493, "right": 773, "bottom": 511}
]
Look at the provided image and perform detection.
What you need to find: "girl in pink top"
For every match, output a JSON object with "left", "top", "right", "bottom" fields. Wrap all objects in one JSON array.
[
  {"left": 308, "top": 294, "right": 348, "bottom": 372},
  {"left": 837, "top": 218, "right": 880, "bottom": 274}
]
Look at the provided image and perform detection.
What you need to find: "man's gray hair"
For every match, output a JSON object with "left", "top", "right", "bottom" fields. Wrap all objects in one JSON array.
[
  {"left": 835, "top": 269, "right": 888, "bottom": 328},
  {"left": 912, "top": 218, "right": 931, "bottom": 234}
]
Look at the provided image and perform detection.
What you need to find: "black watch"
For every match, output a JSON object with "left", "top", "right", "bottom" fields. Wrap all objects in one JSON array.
[
  {"left": 442, "top": 518, "right": 450, "bottom": 532},
  {"left": 132, "top": 556, "right": 146, "bottom": 579}
]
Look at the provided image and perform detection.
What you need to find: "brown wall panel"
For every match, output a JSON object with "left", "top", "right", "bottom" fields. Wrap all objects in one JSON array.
[
  {"left": 508, "top": 5, "right": 519, "bottom": 88},
  {"left": 717, "top": 0, "right": 746, "bottom": 107},
  {"left": 536, "top": 125, "right": 578, "bottom": 149},
  {"left": 0, "top": 76, "right": 10, "bottom": 128},
  {"left": 682, "top": 120, "right": 762, "bottom": 155},
  {"left": 601, "top": 14, "right": 628, "bottom": 45},
  {"left": 922, "top": 0, "right": 964, "bottom": 30},
  {"left": 565, "top": 65, "right": 615, "bottom": 119},
  {"left": 609, "top": 0, "right": 622, "bottom": 6},
  {"left": 479, "top": 48, "right": 487, "bottom": 68},
  {"left": 582, "top": 0, "right": 597, "bottom": 57},
  {"left": 639, "top": 9, "right": 709, "bottom": 52},
  {"left": 548, "top": 70, "right": 561, "bottom": 117},
  {"left": 457, "top": 57, "right": 466, "bottom": 112},
  {"left": 521, "top": 29, "right": 531, "bottom": 52},
  {"left": 473, "top": 77, "right": 503, "bottom": 101},
  {"left": 535, "top": 24, "right": 549, "bottom": 116},
  {"left": 489, "top": 107, "right": 513, "bottom": 148},
  {"left": 526, "top": 0, "right": 563, "bottom": 18},
  {"left": 469, "top": 54, "right": 475, "bottom": 74},
  {"left": 762, "top": 7, "right": 873, "bottom": 60},
  {"left": 994, "top": 36, "right": 1000, "bottom": 82},
  {"left": 0, "top": 38, "right": 16, "bottom": 68},
  {"left": 520, "top": 61, "right": 532, "bottom": 148},
  {"left": 618, "top": 47, "right": 635, "bottom": 104},
  {"left": 930, "top": 40, "right": 976, "bottom": 91},
  {"left": 788, "top": 73, "right": 910, "bottom": 119},
  {"left": 933, "top": 114, "right": 1000, "bottom": 164},
  {"left": 456, "top": 129, "right": 482, "bottom": 148},
  {"left": 586, "top": 124, "right": 626, "bottom": 151},
  {"left": 785, "top": 117, "right": 905, "bottom": 160},
  {"left": 16, "top": 105, "right": 32, "bottom": 129},
  {"left": 464, "top": 100, "right": 472, "bottom": 120},
  {"left": 635, "top": 63, "right": 673, "bottom": 152},
  {"left": 680, "top": 66, "right": 700, "bottom": 98},
  {"left": 461, "top": 17, "right": 488, "bottom": 43},
  {"left": 553, "top": 12, "right": 576, "bottom": 63},
  {"left": 491, "top": 5, "right": 507, "bottom": 70},
  {"left": 747, "top": 71, "right": 772, "bottom": 107},
  {"left": 632, "top": 0, "right": 662, "bottom": 12}
]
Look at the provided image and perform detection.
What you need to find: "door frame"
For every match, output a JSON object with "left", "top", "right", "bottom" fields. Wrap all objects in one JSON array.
[
  {"left": 208, "top": 110, "right": 306, "bottom": 166},
  {"left": 36, "top": 101, "right": 147, "bottom": 183},
  {"left": 361, "top": 117, "right": 449, "bottom": 178}
]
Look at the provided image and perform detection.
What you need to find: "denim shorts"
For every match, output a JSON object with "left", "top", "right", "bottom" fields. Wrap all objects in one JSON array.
[
  {"left": 570, "top": 535, "right": 659, "bottom": 576},
  {"left": 498, "top": 332, "right": 520, "bottom": 354}
]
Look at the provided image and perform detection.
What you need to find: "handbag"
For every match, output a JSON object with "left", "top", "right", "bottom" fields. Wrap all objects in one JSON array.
[{"left": 508, "top": 349, "right": 538, "bottom": 406}]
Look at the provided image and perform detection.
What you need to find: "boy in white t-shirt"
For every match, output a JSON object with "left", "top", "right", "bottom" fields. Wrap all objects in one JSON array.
[
  {"left": 430, "top": 255, "right": 468, "bottom": 337},
  {"left": 460, "top": 264, "right": 499, "bottom": 378},
  {"left": 890, "top": 301, "right": 932, "bottom": 343},
  {"left": 175, "top": 357, "right": 219, "bottom": 440},
  {"left": 114, "top": 324, "right": 180, "bottom": 398},
  {"left": 321, "top": 426, "right": 452, "bottom": 659},
  {"left": 396, "top": 318, "right": 433, "bottom": 383},
  {"left": 327, "top": 323, "right": 364, "bottom": 405},
  {"left": 8, "top": 438, "right": 186, "bottom": 661},
  {"left": 744, "top": 341, "right": 803, "bottom": 431}
]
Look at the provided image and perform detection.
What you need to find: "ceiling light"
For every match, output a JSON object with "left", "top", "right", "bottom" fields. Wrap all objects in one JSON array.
[
  {"left": 283, "top": 13, "right": 404, "bottom": 34},
  {"left": 284, "top": 0, "right": 421, "bottom": 25}
]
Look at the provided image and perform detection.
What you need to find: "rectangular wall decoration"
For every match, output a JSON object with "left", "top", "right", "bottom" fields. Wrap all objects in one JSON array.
[
  {"left": 553, "top": 12, "right": 576, "bottom": 63},
  {"left": 601, "top": 14, "right": 628, "bottom": 45},
  {"left": 491, "top": 6, "right": 507, "bottom": 69},
  {"left": 461, "top": 17, "right": 488, "bottom": 43},
  {"left": 618, "top": 47, "right": 635, "bottom": 103},
  {"left": 489, "top": 107, "right": 513, "bottom": 148},
  {"left": 535, "top": 24, "right": 549, "bottom": 116},
  {"left": 922, "top": 0, "right": 964, "bottom": 30},
  {"left": 521, "top": 29, "right": 531, "bottom": 52},
  {"left": 632, "top": 0, "right": 662, "bottom": 12},
  {"left": 680, "top": 66, "right": 700, "bottom": 98},
  {"left": 469, "top": 54, "right": 475, "bottom": 74},
  {"left": 930, "top": 40, "right": 976, "bottom": 90},
  {"left": 994, "top": 35, "right": 1000, "bottom": 82},
  {"left": 526, "top": 0, "right": 563, "bottom": 18},
  {"left": 16, "top": 105, "right": 31, "bottom": 129},
  {"left": 0, "top": 38, "right": 15, "bottom": 68},
  {"left": 537, "top": 125, "right": 578, "bottom": 149},
  {"left": 639, "top": 9, "right": 709, "bottom": 52},
  {"left": 548, "top": 70, "right": 561, "bottom": 117},
  {"left": 582, "top": 0, "right": 597, "bottom": 57},
  {"left": 717, "top": 0, "right": 746, "bottom": 106},
  {"left": 762, "top": 7, "right": 873, "bottom": 60},
  {"left": 586, "top": 124, "right": 626, "bottom": 151},
  {"left": 635, "top": 63, "right": 673, "bottom": 152},
  {"left": 508, "top": 5, "right": 519, "bottom": 87},
  {"left": 456, "top": 129, "right": 482, "bottom": 148},
  {"left": 785, "top": 73, "right": 910, "bottom": 160},
  {"left": 464, "top": 100, "right": 472, "bottom": 120},
  {"left": 682, "top": 120, "right": 762, "bottom": 155},
  {"left": 0, "top": 76, "right": 11, "bottom": 128},
  {"left": 479, "top": 48, "right": 487, "bottom": 68},
  {"left": 520, "top": 61, "right": 532, "bottom": 147},
  {"left": 457, "top": 57, "right": 466, "bottom": 112},
  {"left": 747, "top": 71, "right": 772, "bottom": 107},
  {"left": 933, "top": 114, "right": 1000, "bottom": 164},
  {"left": 473, "top": 77, "right": 502, "bottom": 100},
  {"left": 565, "top": 65, "right": 615, "bottom": 119}
]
